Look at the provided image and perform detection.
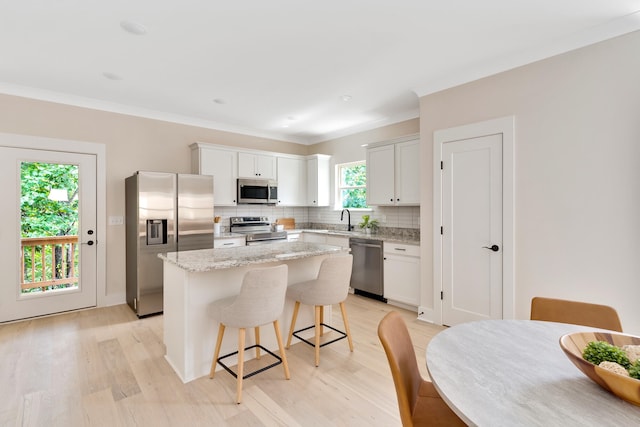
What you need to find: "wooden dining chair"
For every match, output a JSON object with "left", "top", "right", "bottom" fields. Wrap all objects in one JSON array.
[
  {"left": 377, "top": 312, "right": 465, "bottom": 427},
  {"left": 530, "top": 296, "right": 623, "bottom": 332}
]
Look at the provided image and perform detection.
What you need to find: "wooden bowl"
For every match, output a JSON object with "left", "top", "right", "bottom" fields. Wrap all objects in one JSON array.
[{"left": 560, "top": 331, "right": 640, "bottom": 406}]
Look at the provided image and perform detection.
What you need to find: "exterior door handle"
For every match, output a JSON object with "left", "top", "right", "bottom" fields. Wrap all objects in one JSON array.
[{"left": 482, "top": 244, "right": 499, "bottom": 252}]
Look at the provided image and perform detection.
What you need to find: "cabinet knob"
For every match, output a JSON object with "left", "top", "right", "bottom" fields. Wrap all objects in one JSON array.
[{"left": 390, "top": 198, "right": 393, "bottom": 202}]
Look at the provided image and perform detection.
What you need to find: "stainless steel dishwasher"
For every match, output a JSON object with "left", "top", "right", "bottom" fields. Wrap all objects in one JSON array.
[{"left": 349, "top": 237, "right": 385, "bottom": 301}]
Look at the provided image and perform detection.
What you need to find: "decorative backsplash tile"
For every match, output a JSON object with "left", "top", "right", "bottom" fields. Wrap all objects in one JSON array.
[{"left": 213, "top": 205, "right": 420, "bottom": 236}]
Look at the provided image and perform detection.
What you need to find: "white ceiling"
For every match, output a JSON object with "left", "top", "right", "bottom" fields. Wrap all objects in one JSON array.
[{"left": 1, "top": 1, "right": 639, "bottom": 145}]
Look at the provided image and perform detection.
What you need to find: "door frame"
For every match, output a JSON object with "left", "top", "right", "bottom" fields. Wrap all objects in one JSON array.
[
  {"left": 433, "top": 116, "right": 515, "bottom": 324},
  {"left": 0, "top": 132, "right": 107, "bottom": 308}
]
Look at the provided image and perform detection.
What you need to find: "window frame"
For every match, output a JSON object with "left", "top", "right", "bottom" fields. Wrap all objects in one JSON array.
[{"left": 335, "top": 160, "right": 370, "bottom": 210}]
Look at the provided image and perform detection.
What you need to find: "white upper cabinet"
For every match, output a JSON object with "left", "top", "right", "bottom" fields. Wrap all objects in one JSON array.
[
  {"left": 307, "top": 154, "right": 330, "bottom": 207},
  {"left": 191, "top": 143, "right": 331, "bottom": 207},
  {"left": 366, "top": 137, "right": 420, "bottom": 206},
  {"left": 367, "top": 145, "right": 396, "bottom": 206},
  {"left": 191, "top": 143, "right": 237, "bottom": 206},
  {"left": 394, "top": 139, "right": 420, "bottom": 204},
  {"left": 276, "top": 156, "right": 307, "bottom": 206},
  {"left": 238, "top": 152, "right": 276, "bottom": 179}
]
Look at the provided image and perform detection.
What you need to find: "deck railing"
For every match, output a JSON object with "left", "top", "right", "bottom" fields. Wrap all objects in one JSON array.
[{"left": 21, "top": 235, "right": 79, "bottom": 292}]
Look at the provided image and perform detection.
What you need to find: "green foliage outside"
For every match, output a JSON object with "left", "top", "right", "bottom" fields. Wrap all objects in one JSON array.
[
  {"left": 21, "top": 162, "right": 79, "bottom": 237},
  {"left": 340, "top": 163, "right": 367, "bottom": 208},
  {"left": 20, "top": 162, "right": 79, "bottom": 293}
]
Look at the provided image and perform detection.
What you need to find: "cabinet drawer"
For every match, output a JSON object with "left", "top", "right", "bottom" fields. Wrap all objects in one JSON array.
[
  {"left": 214, "top": 237, "right": 246, "bottom": 248},
  {"left": 383, "top": 242, "right": 419, "bottom": 257}
]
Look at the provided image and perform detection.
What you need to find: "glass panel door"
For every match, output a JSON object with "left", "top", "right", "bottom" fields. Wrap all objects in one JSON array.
[
  {"left": 0, "top": 148, "right": 97, "bottom": 322},
  {"left": 20, "top": 161, "right": 80, "bottom": 295}
]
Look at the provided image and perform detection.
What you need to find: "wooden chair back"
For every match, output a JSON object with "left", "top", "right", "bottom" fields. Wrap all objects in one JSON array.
[
  {"left": 377, "top": 311, "right": 422, "bottom": 426},
  {"left": 530, "top": 297, "right": 622, "bottom": 332}
]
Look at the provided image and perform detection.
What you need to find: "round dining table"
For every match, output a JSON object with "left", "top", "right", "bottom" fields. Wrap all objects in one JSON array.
[{"left": 426, "top": 320, "right": 640, "bottom": 426}]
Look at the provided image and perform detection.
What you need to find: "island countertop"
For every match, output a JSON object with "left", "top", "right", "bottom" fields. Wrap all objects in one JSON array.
[{"left": 158, "top": 241, "right": 349, "bottom": 273}]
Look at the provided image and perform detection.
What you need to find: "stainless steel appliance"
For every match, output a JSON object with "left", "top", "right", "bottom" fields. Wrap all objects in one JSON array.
[
  {"left": 126, "top": 171, "right": 214, "bottom": 316},
  {"left": 230, "top": 216, "right": 287, "bottom": 245},
  {"left": 237, "top": 178, "right": 278, "bottom": 204},
  {"left": 349, "top": 237, "right": 385, "bottom": 301}
]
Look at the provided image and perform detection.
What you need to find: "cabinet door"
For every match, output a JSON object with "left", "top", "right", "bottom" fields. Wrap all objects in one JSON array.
[
  {"left": 256, "top": 154, "right": 276, "bottom": 180},
  {"left": 366, "top": 145, "right": 395, "bottom": 205},
  {"left": 302, "top": 232, "right": 327, "bottom": 244},
  {"left": 384, "top": 250, "right": 420, "bottom": 307},
  {"left": 277, "top": 157, "right": 306, "bottom": 206},
  {"left": 307, "top": 157, "right": 319, "bottom": 206},
  {"left": 325, "top": 235, "right": 349, "bottom": 248},
  {"left": 238, "top": 152, "right": 257, "bottom": 178},
  {"left": 395, "top": 140, "right": 420, "bottom": 205},
  {"left": 239, "top": 152, "right": 276, "bottom": 179},
  {"left": 197, "top": 147, "right": 237, "bottom": 206},
  {"left": 307, "top": 155, "right": 330, "bottom": 206}
]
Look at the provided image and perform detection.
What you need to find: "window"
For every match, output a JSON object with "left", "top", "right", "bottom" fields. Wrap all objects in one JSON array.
[{"left": 337, "top": 161, "right": 367, "bottom": 208}]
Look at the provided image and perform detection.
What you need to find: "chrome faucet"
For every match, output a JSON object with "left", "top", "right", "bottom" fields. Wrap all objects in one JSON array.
[{"left": 341, "top": 209, "right": 353, "bottom": 231}]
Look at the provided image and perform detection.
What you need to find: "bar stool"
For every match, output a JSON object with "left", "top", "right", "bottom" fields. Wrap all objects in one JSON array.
[
  {"left": 285, "top": 255, "right": 353, "bottom": 366},
  {"left": 208, "top": 264, "right": 290, "bottom": 404}
]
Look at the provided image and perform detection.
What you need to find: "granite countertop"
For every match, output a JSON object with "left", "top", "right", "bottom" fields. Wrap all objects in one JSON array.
[
  {"left": 291, "top": 229, "right": 420, "bottom": 245},
  {"left": 158, "top": 241, "right": 349, "bottom": 273}
]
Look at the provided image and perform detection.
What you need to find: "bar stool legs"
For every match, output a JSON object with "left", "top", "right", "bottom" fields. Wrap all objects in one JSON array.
[
  {"left": 286, "top": 300, "right": 353, "bottom": 367},
  {"left": 339, "top": 301, "right": 354, "bottom": 352},
  {"left": 210, "top": 321, "right": 290, "bottom": 403},
  {"left": 286, "top": 301, "right": 300, "bottom": 348}
]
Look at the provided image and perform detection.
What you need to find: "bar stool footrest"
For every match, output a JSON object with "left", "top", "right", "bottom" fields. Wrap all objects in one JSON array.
[
  {"left": 217, "top": 345, "right": 282, "bottom": 380},
  {"left": 292, "top": 323, "right": 347, "bottom": 348}
]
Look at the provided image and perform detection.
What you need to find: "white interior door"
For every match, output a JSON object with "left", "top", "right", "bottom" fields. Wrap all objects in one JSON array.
[
  {"left": 441, "top": 134, "right": 503, "bottom": 325},
  {"left": 0, "top": 147, "right": 97, "bottom": 322}
]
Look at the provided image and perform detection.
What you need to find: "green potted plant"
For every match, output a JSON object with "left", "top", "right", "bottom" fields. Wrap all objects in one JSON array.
[{"left": 358, "top": 215, "right": 379, "bottom": 234}]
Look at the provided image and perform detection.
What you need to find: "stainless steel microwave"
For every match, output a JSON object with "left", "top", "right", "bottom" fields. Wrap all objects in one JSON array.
[{"left": 237, "top": 178, "right": 278, "bottom": 204}]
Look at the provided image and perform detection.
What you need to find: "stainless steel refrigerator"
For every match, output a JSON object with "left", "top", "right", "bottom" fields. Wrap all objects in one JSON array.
[{"left": 126, "top": 171, "right": 214, "bottom": 316}]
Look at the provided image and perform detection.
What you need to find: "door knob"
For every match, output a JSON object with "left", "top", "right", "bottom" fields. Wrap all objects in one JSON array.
[{"left": 482, "top": 244, "right": 500, "bottom": 252}]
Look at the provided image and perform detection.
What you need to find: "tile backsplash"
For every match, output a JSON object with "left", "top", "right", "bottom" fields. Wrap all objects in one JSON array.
[{"left": 214, "top": 205, "right": 420, "bottom": 234}]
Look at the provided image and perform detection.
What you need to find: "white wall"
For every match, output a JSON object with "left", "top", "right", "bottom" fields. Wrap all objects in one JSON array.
[{"left": 420, "top": 30, "right": 640, "bottom": 334}]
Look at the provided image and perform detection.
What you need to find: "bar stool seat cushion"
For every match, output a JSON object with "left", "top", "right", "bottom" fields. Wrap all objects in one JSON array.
[
  {"left": 209, "top": 267, "right": 289, "bottom": 328},
  {"left": 286, "top": 279, "right": 345, "bottom": 307}
]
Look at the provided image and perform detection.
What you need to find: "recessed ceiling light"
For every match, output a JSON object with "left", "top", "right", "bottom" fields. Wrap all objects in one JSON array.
[
  {"left": 120, "top": 20, "right": 147, "bottom": 35},
  {"left": 213, "top": 98, "right": 226, "bottom": 104},
  {"left": 341, "top": 95, "right": 352, "bottom": 102},
  {"left": 102, "top": 72, "right": 123, "bottom": 81}
]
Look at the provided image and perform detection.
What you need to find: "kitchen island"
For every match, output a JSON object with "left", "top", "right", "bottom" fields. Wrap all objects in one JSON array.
[{"left": 159, "top": 241, "right": 350, "bottom": 383}]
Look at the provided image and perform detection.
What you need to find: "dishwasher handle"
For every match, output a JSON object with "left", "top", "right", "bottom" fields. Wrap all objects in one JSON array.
[{"left": 350, "top": 242, "right": 382, "bottom": 249}]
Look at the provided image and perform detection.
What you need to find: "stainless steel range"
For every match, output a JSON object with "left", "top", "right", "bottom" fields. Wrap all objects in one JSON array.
[{"left": 230, "top": 216, "right": 288, "bottom": 245}]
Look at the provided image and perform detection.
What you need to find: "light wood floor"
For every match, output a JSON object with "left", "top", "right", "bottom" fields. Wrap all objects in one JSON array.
[{"left": 0, "top": 294, "right": 447, "bottom": 426}]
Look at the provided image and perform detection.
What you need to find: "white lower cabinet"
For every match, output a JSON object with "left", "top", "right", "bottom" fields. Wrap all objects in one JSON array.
[
  {"left": 301, "top": 233, "right": 349, "bottom": 249},
  {"left": 325, "top": 235, "right": 349, "bottom": 249},
  {"left": 214, "top": 236, "right": 246, "bottom": 248},
  {"left": 287, "top": 232, "right": 301, "bottom": 242},
  {"left": 383, "top": 243, "right": 420, "bottom": 308}
]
